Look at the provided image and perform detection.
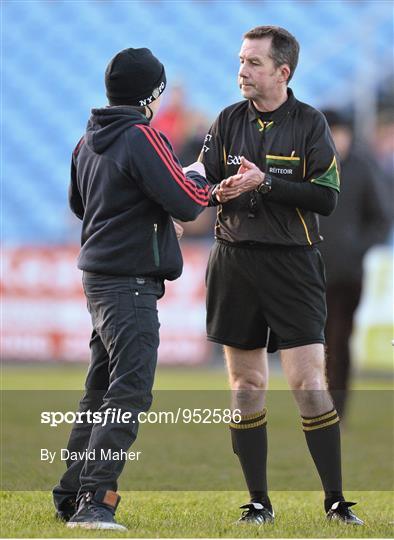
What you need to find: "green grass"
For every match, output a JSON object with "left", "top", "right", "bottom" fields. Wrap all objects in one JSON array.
[
  {"left": 1, "top": 491, "right": 393, "bottom": 538},
  {"left": 2, "top": 364, "right": 232, "bottom": 390},
  {"left": 2, "top": 363, "right": 393, "bottom": 390},
  {"left": 1, "top": 364, "right": 393, "bottom": 537}
]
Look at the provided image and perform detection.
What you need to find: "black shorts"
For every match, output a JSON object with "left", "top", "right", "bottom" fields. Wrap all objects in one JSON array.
[{"left": 206, "top": 240, "right": 327, "bottom": 351}]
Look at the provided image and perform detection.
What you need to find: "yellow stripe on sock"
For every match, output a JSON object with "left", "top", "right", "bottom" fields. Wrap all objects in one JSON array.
[
  {"left": 302, "top": 417, "right": 339, "bottom": 431},
  {"left": 230, "top": 417, "right": 267, "bottom": 430},
  {"left": 302, "top": 409, "right": 337, "bottom": 424}
]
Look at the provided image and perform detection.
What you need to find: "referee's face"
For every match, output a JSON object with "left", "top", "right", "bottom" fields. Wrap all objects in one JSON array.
[{"left": 238, "top": 38, "right": 283, "bottom": 101}]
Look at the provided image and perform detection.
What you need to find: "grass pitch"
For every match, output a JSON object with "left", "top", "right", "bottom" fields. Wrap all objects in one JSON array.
[
  {"left": 1, "top": 363, "right": 393, "bottom": 538},
  {"left": 1, "top": 490, "right": 393, "bottom": 538}
]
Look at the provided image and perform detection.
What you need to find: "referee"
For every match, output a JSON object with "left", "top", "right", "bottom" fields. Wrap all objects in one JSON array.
[
  {"left": 53, "top": 47, "right": 209, "bottom": 530},
  {"left": 201, "top": 26, "right": 363, "bottom": 525}
]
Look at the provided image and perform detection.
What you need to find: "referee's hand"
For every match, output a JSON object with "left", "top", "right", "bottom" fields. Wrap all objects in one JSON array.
[
  {"left": 215, "top": 157, "right": 265, "bottom": 202},
  {"left": 237, "top": 156, "right": 255, "bottom": 175},
  {"left": 236, "top": 156, "right": 265, "bottom": 191}
]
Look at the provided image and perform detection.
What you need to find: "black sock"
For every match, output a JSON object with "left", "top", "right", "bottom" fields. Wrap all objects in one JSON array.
[
  {"left": 230, "top": 409, "right": 271, "bottom": 512},
  {"left": 302, "top": 409, "right": 345, "bottom": 512}
]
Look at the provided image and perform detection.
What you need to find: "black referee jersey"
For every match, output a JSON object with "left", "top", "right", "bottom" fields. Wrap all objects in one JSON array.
[{"left": 200, "top": 88, "right": 340, "bottom": 246}]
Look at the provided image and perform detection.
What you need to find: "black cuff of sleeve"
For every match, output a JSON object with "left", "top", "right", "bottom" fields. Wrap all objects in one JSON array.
[{"left": 208, "top": 185, "right": 220, "bottom": 207}]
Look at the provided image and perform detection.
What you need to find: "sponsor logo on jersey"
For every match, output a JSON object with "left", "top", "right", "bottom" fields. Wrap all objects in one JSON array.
[
  {"left": 227, "top": 154, "right": 242, "bottom": 165},
  {"left": 269, "top": 166, "right": 293, "bottom": 175}
]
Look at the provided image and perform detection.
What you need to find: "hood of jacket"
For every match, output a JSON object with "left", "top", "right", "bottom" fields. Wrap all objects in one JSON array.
[{"left": 85, "top": 106, "right": 150, "bottom": 154}]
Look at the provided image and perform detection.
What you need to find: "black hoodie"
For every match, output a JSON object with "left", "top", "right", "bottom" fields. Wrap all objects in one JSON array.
[{"left": 69, "top": 107, "right": 210, "bottom": 280}]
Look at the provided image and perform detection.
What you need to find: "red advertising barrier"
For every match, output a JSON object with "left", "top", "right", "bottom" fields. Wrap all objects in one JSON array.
[{"left": 2, "top": 242, "right": 212, "bottom": 364}]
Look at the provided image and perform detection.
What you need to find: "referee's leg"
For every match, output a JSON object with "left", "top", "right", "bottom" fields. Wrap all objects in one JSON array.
[
  {"left": 281, "top": 344, "right": 344, "bottom": 512},
  {"left": 225, "top": 346, "right": 272, "bottom": 512}
]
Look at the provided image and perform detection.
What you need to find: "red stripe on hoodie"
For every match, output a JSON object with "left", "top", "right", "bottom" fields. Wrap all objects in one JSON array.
[
  {"left": 137, "top": 124, "right": 209, "bottom": 204},
  {"left": 73, "top": 136, "right": 85, "bottom": 157},
  {"left": 147, "top": 127, "right": 209, "bottom": 197},
  {"left": 135, "top": 125, "right": 209, "bottom": 206}
]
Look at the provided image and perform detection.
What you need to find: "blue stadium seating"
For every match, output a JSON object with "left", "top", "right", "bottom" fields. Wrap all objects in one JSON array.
[{"left": 3, "top": 0, "right": 392, "bottom": 243}]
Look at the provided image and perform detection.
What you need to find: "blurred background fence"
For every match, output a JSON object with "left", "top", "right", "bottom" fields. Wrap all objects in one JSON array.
[{"left": 2, "top": 0, "right": 393, "bottom": 370}]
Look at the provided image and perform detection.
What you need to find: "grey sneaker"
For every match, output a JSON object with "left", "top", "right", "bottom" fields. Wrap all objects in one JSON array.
[
  {"left": 67, "top": 490, "right": 127, "bottom": 530},
  {"left": 326, "top": 501, "right": 364, "bottom": 525},
  {"left": 237, "top": 502, "right": 275, "bottom": 524}
]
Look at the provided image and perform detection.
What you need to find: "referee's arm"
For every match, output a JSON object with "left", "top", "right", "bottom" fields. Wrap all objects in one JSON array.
[
  {"left": 263, "top": 112, "right": 340, "bottom": 216},
  {"left": 267, "top": 111, "right": 340, "bottom": 216},
  {"left": 265, "top": 177, "right": 338, "bottom": 216}
]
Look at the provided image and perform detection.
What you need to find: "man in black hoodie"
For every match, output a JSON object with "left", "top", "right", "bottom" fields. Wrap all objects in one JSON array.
[{"left": 52, "top": 48, "right": 210, "bottom": 530}]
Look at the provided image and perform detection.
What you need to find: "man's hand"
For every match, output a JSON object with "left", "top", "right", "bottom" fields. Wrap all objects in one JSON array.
[
  {"left": 236, "top": 156, "right": 265, "bottom": 190},
  {"left": 182, "top": 161, "right": 206, "bottom": 177},
  {"left": 214, "top": 157, "right": 265, "bottom": 203},
  {"left": 214, "top": 174, "right": 243, "bottom": 203},
  {"left": 172, "top": 220, "right": 184, "bottom": 240}
]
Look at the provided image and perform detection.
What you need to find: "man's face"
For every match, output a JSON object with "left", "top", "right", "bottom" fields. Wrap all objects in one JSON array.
[{"left": 238, "top": 38, "right": 284, "bottom": 100}]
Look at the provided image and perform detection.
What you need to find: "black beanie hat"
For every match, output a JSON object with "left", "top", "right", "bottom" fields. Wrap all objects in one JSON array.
[{"left": 105, "top": 48, "right": 166, "bottom": 107}]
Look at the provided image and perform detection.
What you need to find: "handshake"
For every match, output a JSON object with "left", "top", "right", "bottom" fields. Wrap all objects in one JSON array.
[
  {"left": 213, "top": 156, "right": 266, "bottom": 203},
  {"left": 174, "top": 156, "right": 265, "bottom": 238},
  {"left": 182, "top": 157, "right": 266, "bottom": 204}
]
